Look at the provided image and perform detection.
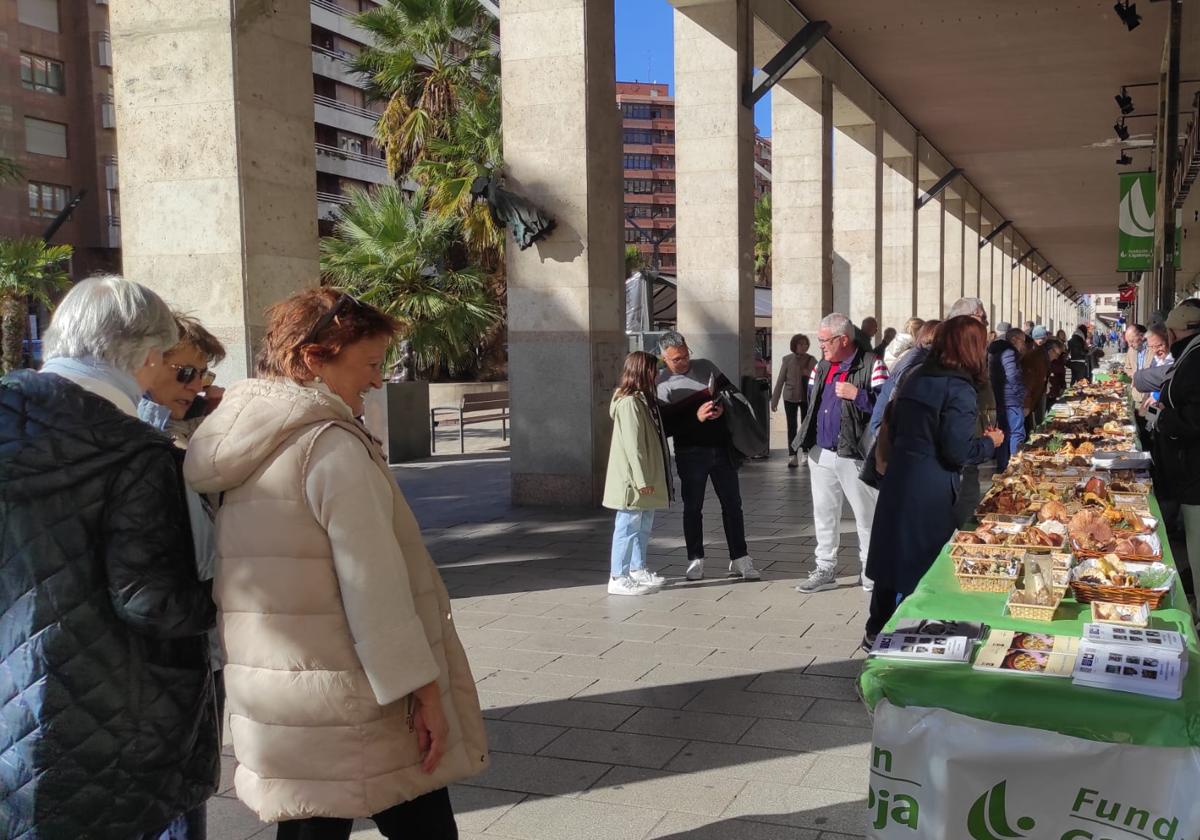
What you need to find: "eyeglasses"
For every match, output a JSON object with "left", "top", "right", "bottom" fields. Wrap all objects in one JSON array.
[
  {"left": 302, "top": 292, "right": 363, "bottom": 346},
  {"left": 171, "top": 364, "right": 216, "bottom": 388},
  {"left": 817, "top": 336, "right": 843, "bottom": 346}
]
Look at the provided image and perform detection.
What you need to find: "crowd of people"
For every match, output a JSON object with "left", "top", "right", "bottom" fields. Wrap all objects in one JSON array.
[
  {"left": 1, "top": 277, "right": 487, "bottom": 840},
  {"left": 601, "top": 296, "right": 1200, "bottom": 650}
]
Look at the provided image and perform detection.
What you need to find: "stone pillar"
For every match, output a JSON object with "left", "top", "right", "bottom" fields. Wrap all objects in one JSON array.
[
  {"left": 674, "top": 0, "right": 755, "bottom": 380},
  {"left": 915, "top": 183, "right": 943, "bottom": 319},
  {"left": 942, "top": 196, "right": 964, "bottom": 307},
  {"left": 979, "top": 217, "right": 995, "bottom": 320},
  {"left": 881, "top": 145, "right": 917, "bottom": 331},
  {"left": 832, "top": 116, "right": 882, "bottom": 323},
  {"left": 963, "top": 190, "right": 981, "bottom": 300},
  {"left": 110, "top": 0, "right": 320, "bottom": 377},
  {"left": 772, "top": 75, "right": 832, "bottom": 361},
  {"left": 502, "top": 0, "right": 624, "bottom": 506}
]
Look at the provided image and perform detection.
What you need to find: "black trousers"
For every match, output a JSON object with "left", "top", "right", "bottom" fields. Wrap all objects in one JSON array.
[
  {"left": 865, "top": 585, "right": 904, "bottom": 636},
  {"left": 275, "top": 788, "right": 457, "bottom": 840},
  {"left": 675, "top": 445, "right": 748, "bottom": 562},
  {"left": 783, "top": 400, "right": 807, "bottom": 455}
]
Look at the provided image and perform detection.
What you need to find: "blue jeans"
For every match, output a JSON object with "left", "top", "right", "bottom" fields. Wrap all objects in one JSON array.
[
  {"left": 611, "top": 509, "right": 655, "bottom": 578},
  {"left": 996, "top": 405, "right": 1026, "bottom": 471}
]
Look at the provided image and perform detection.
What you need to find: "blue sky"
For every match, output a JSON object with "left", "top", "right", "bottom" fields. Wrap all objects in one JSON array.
[{"left": 614, "top": 0, "right": 772, "bottom": 136}]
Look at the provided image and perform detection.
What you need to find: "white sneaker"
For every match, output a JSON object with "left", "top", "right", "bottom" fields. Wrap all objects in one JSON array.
[
  {"left": 794, "top": 567, "right": 838, "bottom": 593},
  {"left": 860, "top": 573, "right": 874, "bottom": 593},
  {"left": 685, "top": 558, "right": 705, "bottom": 581},
  {"left": 787, "top": 454, "right": 799, "bottom": 468},
  {"left": 729, "top": 556, "right": 762, "bottom": 580},
  {"left": 608, "top": 576, "right": 654, "bottom": 596},
  {"left": 630, "top": 568, "right": 665, "bottom": 587}
]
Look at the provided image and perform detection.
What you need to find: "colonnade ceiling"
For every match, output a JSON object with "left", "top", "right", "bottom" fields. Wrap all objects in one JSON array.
[{"left": 724, "top": 0, "right": 1192, "bottom": 294}]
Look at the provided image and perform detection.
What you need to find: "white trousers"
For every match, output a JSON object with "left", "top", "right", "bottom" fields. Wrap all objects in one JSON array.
[{"left": 808, "top": 446, "right": 878, "bottom": 581}]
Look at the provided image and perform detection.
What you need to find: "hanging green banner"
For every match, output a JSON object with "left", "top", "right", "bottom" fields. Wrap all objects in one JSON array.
[
  {"left": 1118, "top": 172, "right": 1155, "bottom": 271},
  {"left": 1118, "top": 172, "right": 1182, "bottom": 271}
]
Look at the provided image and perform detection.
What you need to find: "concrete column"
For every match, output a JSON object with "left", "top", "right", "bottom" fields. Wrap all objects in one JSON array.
[
  {"left": 963, "top": 190, "right": 981, "bottom": 300},
  {"left": 881, "top": 147, "right": 917, "bottom": 331},
  {"left": 979, "top": 217, "right": 995, "bottom": 320},
  {"left": 942, "top": 196, "right": 964, "bottom": 307},
  {"left": 501, "top": 0, "right": 624, "bottom": 506},
  {"left": 915, "top": 185, "right": 943, "bottom": 319},
  {"left": 832, "top": 116, "right": 882, "bottom": 323},
  {"left": 772, "top": 75, "right": 832, "bottom": 360},
  {"left": 110, "top": 0, "right": 320, "bottom": 377},
  {"left": 674, "top": 0, "right": 755, "bottom": 379},
  {"left": 996, "top": 234, "right": 1012, "bottom": 325}
]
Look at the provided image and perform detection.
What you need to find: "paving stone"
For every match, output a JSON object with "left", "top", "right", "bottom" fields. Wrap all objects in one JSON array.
[
  {"left": 447, "top": 784, "right": 526, "bottom": 833},
  {"left": 569, "top": 620, "right": 674, "bottom": 643},
  {"left": 459, "top": 751, "right": 610, "bottom": 797},
  {"left": 484, "top": 719, "right": 568, "bottom": 755},
  {"left": 475, "top": 689, "right": 533, "bottom": 719},
  {"left": 700, "top": 649, "right": 816, "bottom": 673},
  {"left": 645, "top": 812, "right": 821, "bottom": 840},
  {"left": 664, "top": 741, "right": 818, "bottom": 785},
  {"left": 621, "top": 608, "right": 724, "bottom": 630},
  {"left": 739, "top": 719, "right": 871, "bottom": 758},
  {"left": 746, "top": 672, "right": 860, "bottom": 702},
  {"left": 456, "top": 627, "right": 532, "bottom": 650},
  {"left": 752, "top": 634, "right": 861, "bottom": 659},
  {"left": 806, "top": 657, "right": 869, "bottom": 679},
  {"left": 617, "top": 707, "right": 756, "bottom": 745},
  {"left": 721, "top": 780, "right": 866, "bottom": 835},
  {"left": 475, "top": 669, "right": 598, "bottom": 698},
  {"left": 583, "top": 766, "right": 746, "bottom": 817},
  {"left": 488, "top": 614, "right": 592, "bottom": 635},
  {"left": 449, "top": 610, "right": 510, "bottom": 629},
  {"left": 485, "top": 794, "right": 665, "bottom": 840},
  {"left": 572, "top": 679, "right": 706, "bottom": 710},
  {"left": 683, "top": 687, "right": 814, "bottom": 722},
  {"left": 539, "top": 653, "right": 656, "bottom": 682},
  {"left": 505, "top": 698, "right": 637, "bottom": 731},
  {"left": 539, "top": 727, "right": 688, "bottom": 769},
  {"left": 205, "top": 794, "right": 269, "bottom": 840},
  {"left": 660, "top": 626, "right": 766, "bottom": 651},
  {"left": 803, "top": 621, "right": 869, "bottom": 641},
  {"left": 510, "top": 632, "right": 620, "bottom": 657},
  {"left": 799, "top": 754, "right": 871, "bottom": 794},
  {"left": 541, "top": 603, "right": 644, "bottom": 622},
  {"left": 802, "top": 699, "right": 873, "bottom": 729},
  {"left": 664, "top": 598, "right": 768, "bottom": 618},
  {"left": 635, "top": 662, "right": 756, "bottom": 689},
  {"left": 218, "top": 753, "right": 236, "bottom": 795},
  {"left": 467, "top": 646, "right": 562, "bottom": 673},
  {"left": 601, "top": 640, "right": 715, "bottom": 667},
  {"left": 713, "top": 615, "right": 816, "bottom": 638}
]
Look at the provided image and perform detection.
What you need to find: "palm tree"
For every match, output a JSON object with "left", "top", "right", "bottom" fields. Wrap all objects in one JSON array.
[
  {"left": 352, "top": 0, "right": 498, "bottom": 180},
  {"left": 753, "top": 192, "right": 772, "bottom": 287},
  {"left": 0, "top": 238, "right": 72, "bottom": 374},
  {"left": 320, "top": 186, "right": 499, "bottom": 378}
]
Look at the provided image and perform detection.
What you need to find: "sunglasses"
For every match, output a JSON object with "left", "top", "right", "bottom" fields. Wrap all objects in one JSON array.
[
  {"left": 301, "top": 292, "right": 363, "bottom": 346},
  {"left": 171, "top": 364, "right": 216, "bottom": 388}
]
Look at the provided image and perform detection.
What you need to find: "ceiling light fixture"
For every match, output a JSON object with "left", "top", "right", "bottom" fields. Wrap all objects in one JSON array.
[
  {"left": 1114, "top": 119, "right": 1130, "bottom": 141},
  {"left": 1113, "top": 1, "right": 1141, "bottom": 31},
  {"left": 1115, "top": 87, "right": 1134, "bottom": 115}
]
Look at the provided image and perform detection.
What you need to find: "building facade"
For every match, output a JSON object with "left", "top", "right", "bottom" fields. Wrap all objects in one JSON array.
[
  {"left": 0, "top": 0, "right": 390, "bottom": 280},
  {"left": 1, "top": 0, "right": 119, "bottom": 281},
  {"left": 618, "top": 80, "right": 770, "bottom": 274}
]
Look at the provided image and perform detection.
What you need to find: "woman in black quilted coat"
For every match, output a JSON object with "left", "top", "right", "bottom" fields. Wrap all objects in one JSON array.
[{"left": 0, "top": 276, "right": 218, "bottom": 840}]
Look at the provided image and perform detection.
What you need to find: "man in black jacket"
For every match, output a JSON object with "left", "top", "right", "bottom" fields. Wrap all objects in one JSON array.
[
  {"left": 0, "top": 277, "right": 217, "bottom": 840},
  {"left": 1067, "top": 323, "right": 1093, "bottom": 385},
  {"left": 794, "top": 313, "right": 889, "bottom": 594},
  {"left": 656, "top": 331, "right": 761, "bottom": 582},
  {"left": 1154, "top": 299, "right": 1200, "bottom": 604}
]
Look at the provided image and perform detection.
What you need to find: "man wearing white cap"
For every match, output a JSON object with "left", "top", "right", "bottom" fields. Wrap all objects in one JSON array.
[{"left": 1154, "top": 299, "right": 1200, "bottom": 601}]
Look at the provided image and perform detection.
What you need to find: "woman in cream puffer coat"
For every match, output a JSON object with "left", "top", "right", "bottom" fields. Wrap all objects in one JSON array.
[{"left": 184, "top": 289, "right": 486, "bottom": 840}]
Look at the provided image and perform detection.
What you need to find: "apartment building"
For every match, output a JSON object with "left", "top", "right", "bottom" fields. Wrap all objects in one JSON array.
[
  {"left": 1, "top": 0, "right": 119, "bottom": 280},
  {"left": 618, "top": 80, "right": 771, "bottom": 274}
]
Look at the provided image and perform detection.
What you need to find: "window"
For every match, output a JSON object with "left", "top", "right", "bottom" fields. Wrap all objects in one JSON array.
[
  {"left": 623, "top": 153, "right": 652, "bottom": 170},
  {"left": 621, "top": 103, "right": 658, "bottom": 120},
  {"left": 97, "top": 33, "right": 112, "bottom": 67},
  {"left": 623, "top": 129, "right": 653, "bottom": 145},
  {"left": 28, "top": 182, "right": 69, "bottom": 218},
  {"left": 25, "top": 117, "right": 67, "bottom": 158},
  {"left": 654, "top": 180, "right": 675, "bottom": 194},
  {"left": 655, "top": 156, "right": 674, "bottom": 170},
  {"left": 624, "top": 204, "right": 652, "bottom": 219},
  {"left": 18, "top": 0, "right": 59, "bottom": 32},
  {"left": 624, "top": 178, "right": 653, "bottom": 194},
  {"left": 21, "top": 54, "right": 65, "bottom": 94}
]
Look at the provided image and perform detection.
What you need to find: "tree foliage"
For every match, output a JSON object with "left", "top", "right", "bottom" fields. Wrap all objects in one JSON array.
[{"left": 0, "top": 238, "right": 72, "bottom": 374}]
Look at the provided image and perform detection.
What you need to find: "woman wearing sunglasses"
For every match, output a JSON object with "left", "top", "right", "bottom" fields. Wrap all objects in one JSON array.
[{"left": 184, "top": 288, "right": 487, "bottom": 840}]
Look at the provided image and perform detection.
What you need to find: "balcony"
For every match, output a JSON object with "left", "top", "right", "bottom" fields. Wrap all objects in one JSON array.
[
  {"left": 309, "top": 0, "right": 378, "bottom": 48},
  {"left": 312, "top": 45, "right": 366, "bottom": 87},
  {"left": 314, "top": 142, "right": 390, "bottom": 185},
  {"left": 317, "top": 190, "right": 352, "bottom": 222},
  {"left": 314, "top": 94, "right": 379, "bottom": 136}
]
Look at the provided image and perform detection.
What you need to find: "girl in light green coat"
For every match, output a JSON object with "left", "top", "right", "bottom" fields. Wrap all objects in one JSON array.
[{"left": 603, "top": 351, "right": 673, "bottom": 596}]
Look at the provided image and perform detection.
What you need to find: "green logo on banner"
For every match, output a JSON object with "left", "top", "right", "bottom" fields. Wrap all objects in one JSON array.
[
  {"left": 967, "top": 781, "right": 1036, "bottom": 840},
  {"left": 1118, "top": 172, "right": 1155, "bottom": 272}
]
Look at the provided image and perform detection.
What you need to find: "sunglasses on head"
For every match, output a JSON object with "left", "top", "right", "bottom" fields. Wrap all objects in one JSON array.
[
  {"left": 171, "top": 364, "right": 216, "bottom": 388},
  {"left": 301, "top": 292, "right": 363, "bottom": 346}
]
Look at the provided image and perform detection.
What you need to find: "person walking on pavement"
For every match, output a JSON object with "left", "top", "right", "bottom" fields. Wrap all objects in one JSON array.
[
  {"left": 771, "top": 333, "right": 817, "bottom": 468},
  {"left": 794, "top": 313, "right": 889, "bottom": 594},
  {"left": 656, "top": 331, "right": 761, "bottom": 582},
  {"left": 604, "top": 351, "right": 672, "bottom": 595}
]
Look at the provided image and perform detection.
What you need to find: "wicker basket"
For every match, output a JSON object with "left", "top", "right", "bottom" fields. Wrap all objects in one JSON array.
[
  {"left": 1069, "top": 580, "right": 1169, "bottom": 609},
  {"left": 1005, "top": 592, "right": 1063, "bottom": 622},
  {"left": 954, "top": 557, "right": 1021, "bottom": 593}
]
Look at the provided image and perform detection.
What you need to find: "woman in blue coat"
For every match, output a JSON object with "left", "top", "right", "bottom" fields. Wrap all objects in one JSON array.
[{"left": 863, "top": 316, "right": 1004, "bottom": 638}]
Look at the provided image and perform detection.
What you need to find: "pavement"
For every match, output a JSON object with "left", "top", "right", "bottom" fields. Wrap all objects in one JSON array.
[{"left": 207, "top": 428, "right": 874, "bottom": 840}]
